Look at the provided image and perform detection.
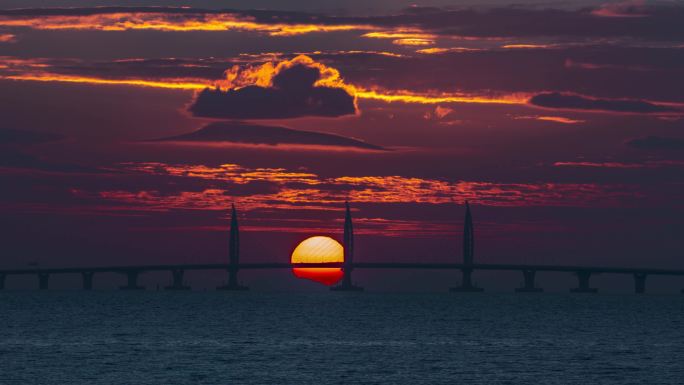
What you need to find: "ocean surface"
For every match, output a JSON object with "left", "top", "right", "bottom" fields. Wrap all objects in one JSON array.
[{"left": 1, "top": 292, "right": 683, "bottom": 384}]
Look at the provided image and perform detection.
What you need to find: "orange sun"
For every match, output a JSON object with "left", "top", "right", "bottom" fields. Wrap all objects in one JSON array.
[{"left": 291, "top": 236, "right": 344, "bottom": 285}]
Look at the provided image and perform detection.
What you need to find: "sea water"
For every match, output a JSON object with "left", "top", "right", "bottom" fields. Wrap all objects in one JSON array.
[{"left": 1, "top": 292, "right": 683, "bottom": 384}]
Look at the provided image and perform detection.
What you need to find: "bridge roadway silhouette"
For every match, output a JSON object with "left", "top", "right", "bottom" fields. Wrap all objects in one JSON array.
[
  {"left": 1, "top": 203, "right": 682, "bottom": 293},
  {"left": 1, "top": 262, "right": 683, "bottom": 293}
]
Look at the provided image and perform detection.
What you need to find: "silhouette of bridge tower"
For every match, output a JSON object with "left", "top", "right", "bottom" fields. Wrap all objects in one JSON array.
[
  {"left": 331, "top": 202, "right": 363, "bottom": 291},
  {"left": 451, "top": 201, "right": 484, "bottom": 292},
  {"left": 217, "top": 204, "right": 248, "bottom": 290}
]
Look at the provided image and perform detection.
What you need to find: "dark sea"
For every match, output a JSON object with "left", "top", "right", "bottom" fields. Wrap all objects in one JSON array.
[{"left": 1, "top": 292, "right": 683, "bottom": 384}]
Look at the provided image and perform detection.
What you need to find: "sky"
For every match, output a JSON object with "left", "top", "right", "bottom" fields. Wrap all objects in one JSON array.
[{"left": 1, "top": 0, "right": 683, "bottom": 291}]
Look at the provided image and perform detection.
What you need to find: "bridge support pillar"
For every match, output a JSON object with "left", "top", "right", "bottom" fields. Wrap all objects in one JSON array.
[
  {"left": 165, "top": 269, "right": 190, "bottom": 290},
  {"left": 38, "top": 273, "right": 49, "bottom": 290},
  {"left": 571, "top": 271, "right": 597, "bottom": 293},
  {"left": 516, "top": 269, "right": 543, "bottom": 292},
  {"left": 120, "top": 270, "right": 144, "bottom": 290},
  {"left": 331, "top": 267, "right": 363, "bottom": 292},
  {"left": 0, "top": 273, "right": 5, "bottom": 290},
  {"left": 82, "top": 272, "right": 94, "bottom": 290},
  {"left": 450, "top": 268, "right": 484, "bottom": 292},
  {"left": 633, "top": 273, "right": 647, "bottom": 294},
  {"left": 217, "top": 268, "right": 248, "bottom": 291}
]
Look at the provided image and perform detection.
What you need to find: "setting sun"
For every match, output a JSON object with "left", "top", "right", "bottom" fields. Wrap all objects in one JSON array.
[{"left": 291, "top": 236, "right": 344, "bottom": 285}]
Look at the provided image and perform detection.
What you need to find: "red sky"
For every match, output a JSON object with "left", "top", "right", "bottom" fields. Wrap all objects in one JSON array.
[{"left": 1, "top": 1, "right": 683, "bottom": 290}]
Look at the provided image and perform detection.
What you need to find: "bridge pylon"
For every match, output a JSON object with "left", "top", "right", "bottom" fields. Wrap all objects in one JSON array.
[
  {"left": 570, "top": 270, "right": 598, "bottom": 293},
  {"left": 165, "top": 269, "right": 190, "bottom": 290},
  {"left": 218, "top": 204, "right": 248, "bottom": 291},
  {"left": 82, "top": 271, "right": 94, "bottom": 290},
  {"left": 633, "top": 273, "right": 647, "bottom": 294},
  {"left": 515, "top": 269, "right": 543, "bottom": 292},
  {"left": 119, "top": 270, "right": 144, "bottom": 290},
  {"left": 451, "top": 202, "right": 483, "bottom": 292},
  {"left": 332, "top": 202, "right": 363, "bottom": 292},
  {"left": 38, "top": 272, "right": 49, "bottom": 290}
]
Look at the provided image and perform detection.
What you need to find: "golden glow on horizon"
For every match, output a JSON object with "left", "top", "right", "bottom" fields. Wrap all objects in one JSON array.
[{"left": 291, "top": 236, "right": 344, "bottom": 286}]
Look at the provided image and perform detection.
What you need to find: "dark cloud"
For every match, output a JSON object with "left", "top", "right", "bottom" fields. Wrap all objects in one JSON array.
[
  {"left": 528, "top": 92, "right": 680, "bottom": 114},
  {"left": 626, "top": 136, "right": 684, "bottom": 151},
  {"left": 3, "top": 4, "right": 684, "bottom": 41},
  {"left": 0, "top": 129, "right": 109, "bottom": 174},
  {"left": 149, "top": 121, "right": 384, "bottom": 151},
  {"left": 404, "top": 6, "right": 684, "bottom": 41},
  {"left": 189, "top": 63, "right": 356, "bottom": 119},
  {"left": 0, "top": 149, "right": 105, "bottom": 174},
  {"left": 53, "top": 58, "right": 227, "bottom": 81},
  {"left": 0, "top": 128, "right": 63, "bottom": 145},
  {"left": 0, "top": 6, "right": 316, "bottom": 18}
]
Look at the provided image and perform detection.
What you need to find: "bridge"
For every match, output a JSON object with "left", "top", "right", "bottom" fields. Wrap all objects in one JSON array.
[{"left": 1, "top": 203, "right": 683, "bottom": 293}]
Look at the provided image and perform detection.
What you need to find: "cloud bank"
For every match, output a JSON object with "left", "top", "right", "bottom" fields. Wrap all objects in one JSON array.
[
  {"left": 189, "top": 55, "right": 357, "bottom": 119},
  {"left": 529, "top": 92, "right": 680, "bottom": 114},
  {"left": 150, "top": 121, "right": 384, "bottom": 151},
  {"left": 626, "top": 136, "right": 684, "bottom": 150}
]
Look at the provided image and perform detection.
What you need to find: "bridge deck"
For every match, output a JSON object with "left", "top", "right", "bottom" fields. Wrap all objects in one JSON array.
[{"left": 2, "top": 262, "right": 684, "bottom": 276}]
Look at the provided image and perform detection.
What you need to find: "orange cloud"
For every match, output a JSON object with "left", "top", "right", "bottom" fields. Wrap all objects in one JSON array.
[
  {"left": 20, "top": 56, "right": 665, "bottom": 113},
  {"left": 355, "top": 88, "right": 529, "bottom": 105},
  {"left": 217, "top": 54, "right": 354, "bottom": 95},
  {"left": 424, "top": 105, "right": 454, "bottom": 120},
  {"left": 591, "top": 1, "right": 650, "bottom": 18},
  {"left": 217, "top": 56, "right": 529, "bottom": 106},
  {"left": 514, "top": 115, "right": 585, "bottom": 124},
  {"left": 501, "top": 44, "right": 558, "bottom": 49},
  {"left": 415, "top": 47, "right": 483, "bottom": 54},
  {"left": 362, "top": 30, "right": 440, "bottom": 46},
  {"left": 1, "top": 66, "right": 529, "bottom": 107},
  {"left": 392, "top": 38, "right": 435, "bottom": 46},
  {"left": 3, "top": 73, "right": 209, "bottom": 90},
  {"left": 0, "top": 55, "right": 533, "bottom": 108},
  {"left": 362, "top": 30, "right": 437, "bottom": 40},
  {"left": 434, "top": 105, "right": 453, "bottom": 119},
  {"left": 0, "top": 33, "right": 15, "bottom": 42},
  {"left": 0, "top": 13, "right": 374, "bottom": 36},
  {"left": 108, "top": 162, "right": 648, "bottom": 210}
]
